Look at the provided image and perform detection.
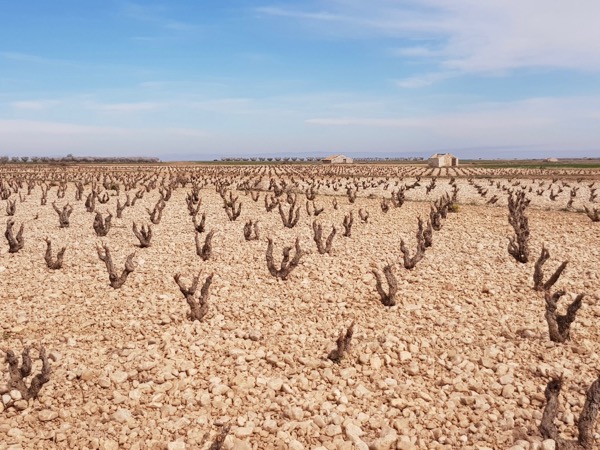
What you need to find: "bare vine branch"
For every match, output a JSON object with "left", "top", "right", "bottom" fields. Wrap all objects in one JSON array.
[
  {"left": 372, "top": 265, "right": 398, "bottom": 306},
  {"left": 44, "top": 238, "right": 66, "bottom": 269},
  {"left": 533, "top": 246, "right": 568, "bottom": 291},
  {"left": 545, "top": 290, "right": 584, "bottom": 343},
  {"left": 96, "top": 243, "right": 136, "bottom": 289},
  {"left": 5, "top": 346, "right": 53, "bottom": 401},
  {"left": 265, "top": 237, "right": 303, "bottom": 280},
  {"left": 173, "top": 272, "right": 214, "bottom": 321},
  {"left": 327, "top": 321, "right": 355, "bottom": 363},
  {"left": 540, "top": 376, "right": 600, "bottom": 449}
]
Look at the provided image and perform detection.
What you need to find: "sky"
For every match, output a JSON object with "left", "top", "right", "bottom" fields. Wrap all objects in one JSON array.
[{"left": 1, "top": 0, "right": 600, "bottom": 160}]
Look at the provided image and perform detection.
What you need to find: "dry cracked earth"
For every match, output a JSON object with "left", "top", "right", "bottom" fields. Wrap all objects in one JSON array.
[{"left": 1, "top": 165, "right": 600, "bottom": 450}]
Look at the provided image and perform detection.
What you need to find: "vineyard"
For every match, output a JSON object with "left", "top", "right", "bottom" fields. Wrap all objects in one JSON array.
[{"left": 1, "top": 163, "right": 600, "bottom": 450}]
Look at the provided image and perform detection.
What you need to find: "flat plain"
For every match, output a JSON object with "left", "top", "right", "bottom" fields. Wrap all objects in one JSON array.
[{"left": 1, "top": 164, "right": 600, "bottom": 450}]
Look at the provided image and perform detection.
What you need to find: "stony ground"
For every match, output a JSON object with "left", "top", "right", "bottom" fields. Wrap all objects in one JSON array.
[{"left": 1, "top": 166, "right": 600, "bottom": 450}]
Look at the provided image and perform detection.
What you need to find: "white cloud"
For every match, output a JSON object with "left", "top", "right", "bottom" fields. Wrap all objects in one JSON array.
[
  {"left": 395, "top": 71, "right": 456, "bottom": 88},
  {"left": 392, "top": 46, "right": 441, "bottom": 58},
  {"left": 256, "top": 6, "right": 346, "bottom": 23},
  {"left": 258, "top": 0, "right": 600, "bottom": 73},
  {"left": 306, "top": 118, "right": 422, "bottom": 127},
  {"left": 305, "top": 95, "right": 600, "bottom": 151},
  {"left": 1, "top": 94, "right": 598, "bottom": 157}
]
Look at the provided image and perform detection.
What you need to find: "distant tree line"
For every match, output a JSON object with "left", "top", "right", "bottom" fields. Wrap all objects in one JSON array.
[
  {"left": 354, "top": 157, "right": 424, "bottom": 162},
  {"left": 0, "top": 155, "right": 160, "bottom": 164},
  {"left": 218, "top": 156, "right": 425, "bottom": 162},
  {"left": 219, "top": 156, "right": 320, "bottom": 162},
  {"left": 0, "top": 154, "right": 424, "bottom": 164},
  {"left": 215, "top": 156, "right": 423, "bottom": 162}
]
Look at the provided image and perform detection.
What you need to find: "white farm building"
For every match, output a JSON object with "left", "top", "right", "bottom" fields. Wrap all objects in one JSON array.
[
  {"left": 322, "top": 154, "right": 353, "bottom": 164},
  {"left": 428, "top": 153, "right": 459, "bottom": 167}
]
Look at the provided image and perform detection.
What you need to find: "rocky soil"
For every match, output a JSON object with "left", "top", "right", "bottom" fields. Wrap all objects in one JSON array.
[{"left": 1, "top": 165, "right": 600, "bottom": 450}]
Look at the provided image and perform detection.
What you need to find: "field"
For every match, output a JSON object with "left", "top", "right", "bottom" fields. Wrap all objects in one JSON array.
[{"left": 1, "top": 164, "right": 600, "bottom": 450}]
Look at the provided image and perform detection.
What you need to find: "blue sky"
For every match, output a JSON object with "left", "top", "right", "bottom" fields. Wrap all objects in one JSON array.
[{"left": 1, "top": 0, "right": 600, "bottom": 160}]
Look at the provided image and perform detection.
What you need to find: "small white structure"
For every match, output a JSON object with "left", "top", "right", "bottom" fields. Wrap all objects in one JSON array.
[
  {"left": 322, "top": 154, "right": 353, "bottom": 164},
  {"left": 428, "top": 153, "right": 458, "bottom": 167},
  {"left": 544, "top": 157, "right": 559, "bottom": 163}
]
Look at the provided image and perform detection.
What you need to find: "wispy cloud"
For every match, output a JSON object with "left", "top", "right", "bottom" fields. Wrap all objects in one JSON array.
[
  {"left": 258, "top": 0, "right": 600, "bottom": 75},
  {"left": 306, "top": 118, "right": 422, "bottom": 127},
  {"left": 138, "top": 81, "right": 167, "bottom": 89},
  {"left": 305, "top": 95, "right": 600, "bottom": 151},
  {"left": 1, "top": 51, "right": 49, "bottom": 63},
  {"left": 256, "top": 4, "right": 447, "bottom": 36},
  {"left": 120, "top": 2, "right": 197, "bottom": 34},
  {"left": 306, "top": 97, "right": 574, "bottom": 129},
  {"left": 0, "top": 119, "right": 129, "bottom": 135},
  {"left": 256, "top": 6, "right": 349, "bottom": 23},
  {"left": 189, "top": 98, "right": 255, "bottom": 114},
  {"left": 395, "top": 71, "right": 456, "bottom": 88},
  {"left": 0, "top": 51, "right": 78, "bottom": 67},
  {"left": 11, "top": 100, "right": 59, "bottom": 110},
  {"left": 0, "top": 119, "right": 208, "bottom": 156},
  {"left": 0, "top": 119, "right": 207, "bottom": 137},
  {"left": 391, "top": 46, "right": 441, "bottom": 58},
  {"left": 87, "top": 102, "right": 163, "bottom": 112}
]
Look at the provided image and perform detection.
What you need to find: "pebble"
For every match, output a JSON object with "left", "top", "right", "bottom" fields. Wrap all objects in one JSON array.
[
  {"left": 359, "top": 354, "right": 370, "bottom": 364},
  {"left": 7, "top": 428, "right": 23, "bottom": 438},
  {"left": 344, "top": 422, "right": 369, "bottom": 450},
  {"left": 397, "top": 442, "right": 416, "bottom": 450},
  {"left": 370, "top": 356, "right": 383, "bottom": 370},
  {"left": 231, "top": 438, "right": 252, "bottom": 450},
  {"left": 113, "top": 408, "right": 134, "bottom": 424},
  {"left": 289, "top": 440, "right": 305, "bottom": 450},
  {"left": 340, "top": 367, "right": 357, "bottom": 379},
  {"left": 263, "top": 419, "right": 278, "bottom": 433},
  {"left": 541, "top": 440, "right": 556, "bottom": 450},
  {"left": 267, "top": 378, "right": 284, "bottom": 391},
  {"left": 407, "top": 363, "right": 420, "bottom": 376},
  {"left": 211, "top": 384, "right": 229, "bottom": 395},
  {"left": 246, "top": 330, "right": 262, "bottom": 341},
  {"left": 234, "top": 427, "right": 254, "bottom": 438},
  {"left": 100, "top": 439, "right": 119, "bottom": 450},
  {"left": 113, "top": 390, "right": 128, "bottom": 404},
  {"left": 13, "top": 400, "right": 28, "bottom": 411},
  {"left": 324, "top": 424, "right": 342, "bottom": 437},
  {"left": 399, "top": 351, "right": 412, "bottom": 362},
  {"left": 38, "top": 410, "right": 58, "bottom": 422},
  {"left": 110, "top": 370, "right": 129, "bottom": 384},
  {"left": 81, "top": 369, "right": 95, "bottom": 381},
  {"left": 369, "top": 426, "right": 398, "bottom": 450},
  {"left": 502, "top": 384, "right": 515, "bottom": 398},
  {"left": 354, "top": 385, "right": 371, "bottom": 398}
]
